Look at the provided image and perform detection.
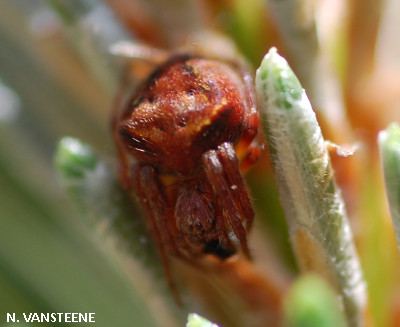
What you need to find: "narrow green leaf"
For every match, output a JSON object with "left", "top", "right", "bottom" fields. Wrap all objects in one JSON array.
[
  {"left": 46, "top": 0, "right": 131, "bottom": 92},
  {"left": 378, "top": 123, "right": 400, "bottom": 251},
  {"left": 267, "top": 0, "right": 319, "bottom": 100},
  {"left": 256, "top": 48, "right": 366, "bottom": 327}
]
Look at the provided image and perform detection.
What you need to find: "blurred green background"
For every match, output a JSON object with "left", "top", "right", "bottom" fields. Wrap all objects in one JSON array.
[
  {"left": 0, "top": 1, "right": 170, "bottom": 326},
  {"left": 1, "top": 0, "right": 400, "bottom": 326}
]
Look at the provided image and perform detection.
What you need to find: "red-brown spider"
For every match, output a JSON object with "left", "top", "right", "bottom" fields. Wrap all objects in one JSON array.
[{"left": 113, "top": 51, "right": 261, "bottom": 281}]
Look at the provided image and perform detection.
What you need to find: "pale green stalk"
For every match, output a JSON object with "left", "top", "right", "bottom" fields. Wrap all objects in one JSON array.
[
  {"left": 378, "top": 123, "right": 400, "bottom": 251},
  {"left": 255, "top": 48, "right": 366, "bottom": 327},
  {"left": 266, "top": 0, "right": 348, "bottom": 130},
  {"left": 266, "top": 0, "right": 318, "bottom": 100},
  {"left": 46, "top": 0, "right": 132, "bottom": 92},
  {"left": 231, "top": 0, "right": 264, "bottom": 64}
]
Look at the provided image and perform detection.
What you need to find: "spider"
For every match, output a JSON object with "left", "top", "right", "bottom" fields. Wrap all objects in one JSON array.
[{"left": 112, "top": 47, "right": 261, "bottom": 283}]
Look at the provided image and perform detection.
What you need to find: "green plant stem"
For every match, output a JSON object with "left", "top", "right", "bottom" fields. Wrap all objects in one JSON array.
[
  {"left": 267, "top": 0, "right": 318, "bottom": 100},
  {"left": 266, "top": 0, "right": 349, "bottom": 133},
  {"left": 378, "top": 123, "right": 400, "bottom": 251},
  {"left": 230, "top": 0, "right": 264, "bottom": 64},
  {"left": 255, "top": 48, "right": 366, "bottom": 327},
  {"left": 46, "top": 0, "right": 132, "bottom": 92}
]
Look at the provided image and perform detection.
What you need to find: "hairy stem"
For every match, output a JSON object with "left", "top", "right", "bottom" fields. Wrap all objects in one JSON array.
[{"left": 256, "top": 48, "right": 366, "bottom": 327}]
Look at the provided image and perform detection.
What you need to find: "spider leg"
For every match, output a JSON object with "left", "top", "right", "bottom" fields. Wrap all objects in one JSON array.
[
  {"left": 133, "top": 164, "right": 183, "bottom": 302},
  {"left": 218, "top": 143, "right": 255, "bottom": 230},
  {"left": 112, "top": 78, "right": 134, "bottom": 191},
  {"left": 208, "top": 204, "right": 238, "bottom": 258},
  {"left": 202, "top": 143, "right": 254, "bottom": 259},
  {"left": 239, "top": 141, "right": 262, "bottom": 174},
  {"left": 234, "top": 69, "right": 263, "bottom": 173},
  {"left": 236, "top": 69, "right": 259, "bottom": 151}
]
